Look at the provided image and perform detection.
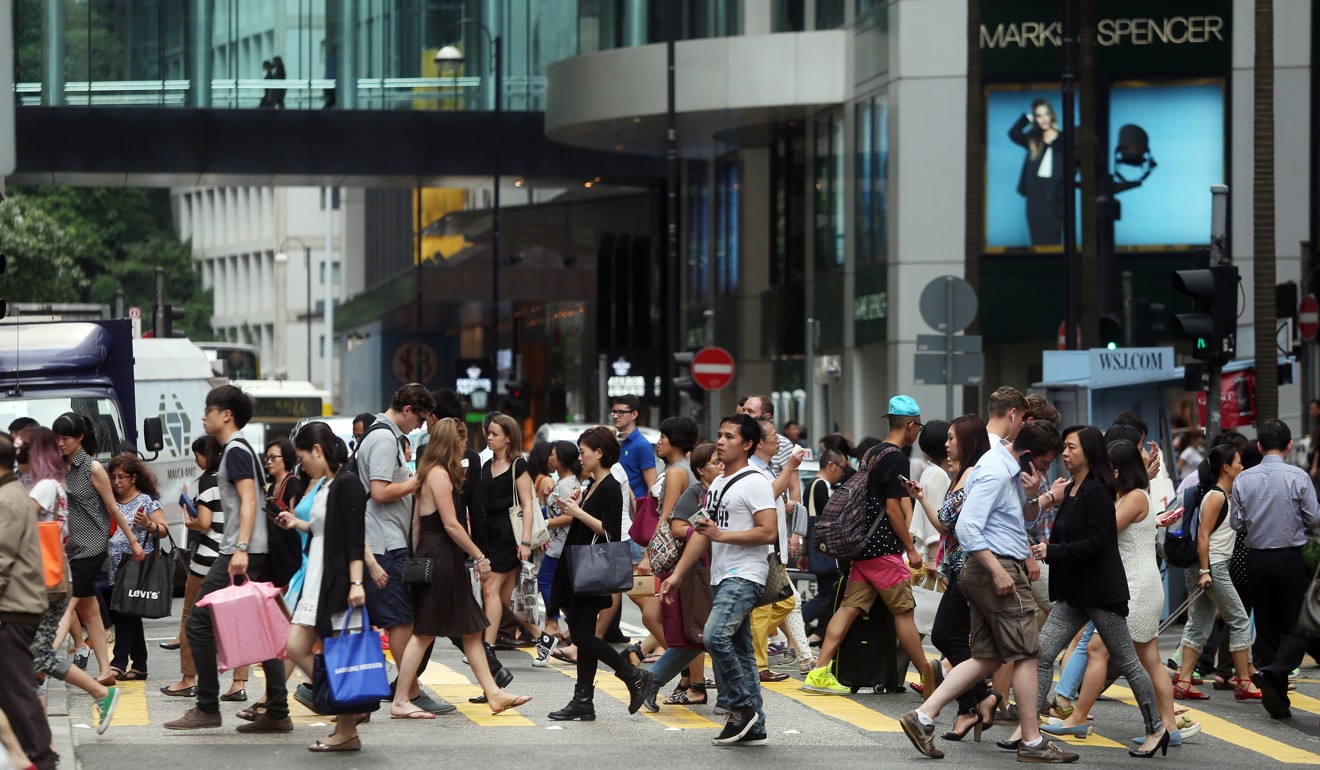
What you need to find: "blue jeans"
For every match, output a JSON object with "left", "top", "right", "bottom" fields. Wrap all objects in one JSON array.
[
  {"left": 703, "top": 577, "right": 764, "bottom": 729},
  {"left": 538, "top": 555, "right": 560, "bottom": 621},
  {"left": 1055, "top": 622, "right": 1094, "bottom": 701}
]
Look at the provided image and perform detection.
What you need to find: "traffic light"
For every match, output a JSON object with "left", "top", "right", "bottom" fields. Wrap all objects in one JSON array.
[
  {"left": 153, "top": 303, "right": 186, "bottom": 338},
  {"left": 671, "top": 351, "right": 701, "bottom": 397},
  {"left": 502, "top": 380, "right": 529, "bottom": 417},
  {"left": 1171, "top": 265, "right": 1238, "bottom": 362},
  {"left": 1099, "top": 314, "right": 1123, "bottom": 350}
]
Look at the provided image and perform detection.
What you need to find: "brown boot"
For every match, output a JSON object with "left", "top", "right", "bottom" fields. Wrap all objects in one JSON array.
[
  {"left": 235, "top": 713, "right": 294, "bottom": 733},
  {"left": 164, "top": 707, "right": 222, "bottom": 730}
]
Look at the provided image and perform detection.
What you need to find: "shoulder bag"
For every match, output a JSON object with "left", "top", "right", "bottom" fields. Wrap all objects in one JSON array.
[
  {"left": 567, "top": 478, "right": 634, "bottom": 596},
  {"left": 507, "top": 459, "right": 550, "bottom": 550}
]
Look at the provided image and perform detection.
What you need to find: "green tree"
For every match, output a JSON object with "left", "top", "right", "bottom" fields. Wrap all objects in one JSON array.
[{"left": 0, "top": 195, "right": 87, "bottom": 301}]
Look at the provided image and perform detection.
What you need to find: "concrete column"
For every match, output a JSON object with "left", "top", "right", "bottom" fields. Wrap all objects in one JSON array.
[
  {"left": 42, "top": 0, "right": 64, "bottom": 106},
  {"left": 624, "top": 0, "right": 647, "bottom": 46},
  {"left": 189, "top": 0, "right": 213, "bottom": 108},
  {"left": 742, "top": 0, "right": 771, "bottom": 35},
  {"left": 482, "top": 0, "right": 502, "bottom": 111},
  {"left": 333, "top": 0, "right": 358, "bottom": 109}
]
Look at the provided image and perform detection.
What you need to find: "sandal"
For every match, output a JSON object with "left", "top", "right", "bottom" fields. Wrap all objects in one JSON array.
[
  {"left": 96, "top": 667, "right": 124, "bottom": 687},
  {"left": 941, "top": 712, "right": 983, "bottom": 742},
  {"left": 979, "top": 692, "right": 1004, "bottom": 731},
  {"left": 664, "top": 684, "right": 707, "bottom": 706},
  {"left": 117, "top": 669, "right": 148, "bottom": 681},
  {"left": 550, "top": 649, "right": 576, "bottom": 664},
  {"left": 1049, "top": 698, "right": 1074, "bottom": 720},
  {"left": 236, "top": 704, "right": 268, "bottom": 722},
  {"left": 390, "top": 707, "right": 436, "bottom": 719},
  {"left": 1233, "top": 677, "right": 1263, "bottom": 700},
  {"left": 1173, "top": 678, "right": 1210, "bottom": 700},
  {"left": 490, "top": 694, "right": 533, "bottom": 715}
]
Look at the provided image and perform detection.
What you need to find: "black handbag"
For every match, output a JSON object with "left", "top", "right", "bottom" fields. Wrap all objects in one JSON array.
[
  {"left": 402, "top": 557, "right": 435, "bottom": 585},
  {"left": 567, "top": 536, "right": 634, "bottom": 596},
  {"left": 110, "top": 541, "right": 175, "bottom": 619}
]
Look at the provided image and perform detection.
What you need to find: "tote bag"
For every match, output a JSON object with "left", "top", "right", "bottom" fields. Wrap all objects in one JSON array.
[
  {"left": 37, "top": 521, "right": 70, "bottom": 597},
  {"left": 111, "top": 543, "right": 174, "bottom": 619},
  {"left": 507, "top": 465, "right": 550, "bottom": 549},
  {"left": 567, "top": 535, "right": 634, "bottom": 596},
  {"left": 323, "top": 606, "right": 392, "bottom": 709},
  {"left": 627, "top": 494, "right": 661, "bottom": 546}
]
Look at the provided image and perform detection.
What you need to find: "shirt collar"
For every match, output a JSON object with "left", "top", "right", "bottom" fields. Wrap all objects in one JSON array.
[
  {"left": 749, "top": 455, "right": 770, "bottom": 471},
  {"left": 1260, "top": 454, "right": 1285, "bottom": 465},
  {"left": 993, "top": 442, "right": 1022, "bottom": 477},
  {"left": 70, "top": 449, "right": 89, "bottom": 469}
]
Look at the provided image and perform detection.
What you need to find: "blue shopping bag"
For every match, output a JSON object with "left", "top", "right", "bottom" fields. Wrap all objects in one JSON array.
[{"left": 322, "top": 605, "right": 391, "bottom": 709}]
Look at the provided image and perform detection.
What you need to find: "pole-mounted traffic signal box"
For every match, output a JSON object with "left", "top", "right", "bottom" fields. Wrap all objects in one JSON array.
[
  {"left": 671, "top": 351, "right": 701, "bottom": 398},
  {"left": 502, "top": 380, "right": 529, "bottom": 417},
  {"left": 1171, "top": 264, "right": 1238, "bottom": 363},
  {"left": 153, "top": 303, "right": 186, "bottom": 338}
]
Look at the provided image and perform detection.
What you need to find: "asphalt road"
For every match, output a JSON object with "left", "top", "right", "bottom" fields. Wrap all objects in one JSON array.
[{"left": 42, "top": 600, "right": 1320, "bottom": 770}]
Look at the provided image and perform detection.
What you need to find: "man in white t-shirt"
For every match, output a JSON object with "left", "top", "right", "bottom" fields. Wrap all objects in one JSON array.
[{"left": 663, "top": 413, "right": 778, "bottom": 747}]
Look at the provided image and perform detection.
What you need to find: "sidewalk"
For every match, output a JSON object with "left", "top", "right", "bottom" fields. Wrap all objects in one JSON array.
[{"left": 44, "top": 678, "right": 76, "bottom": 770}]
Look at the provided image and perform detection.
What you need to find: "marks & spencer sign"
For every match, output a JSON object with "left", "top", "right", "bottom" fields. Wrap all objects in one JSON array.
[{"left": 980, "top": 1, "right": 1231, "bottom": 78}]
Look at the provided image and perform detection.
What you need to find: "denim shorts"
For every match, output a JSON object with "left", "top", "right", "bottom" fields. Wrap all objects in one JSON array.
[{"left": 364, "top": 548, "right": 414, "bottom": 629}]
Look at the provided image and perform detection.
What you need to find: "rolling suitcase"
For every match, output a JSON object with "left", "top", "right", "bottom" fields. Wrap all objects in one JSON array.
[{"left": 830, "top": 569, "right": 910, "bottom": 693}]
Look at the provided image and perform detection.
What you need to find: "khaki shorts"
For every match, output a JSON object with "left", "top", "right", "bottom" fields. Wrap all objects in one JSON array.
[
  {"left": 960, "top": 555, "right": 1042, "bottom": 662},
  {"left": 841, "top": 576, "right": 916, "bottom": 616}
]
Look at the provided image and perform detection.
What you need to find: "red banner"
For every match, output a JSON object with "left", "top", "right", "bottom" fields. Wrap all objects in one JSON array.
[{"left": 1195, "top": 369, "right": 1256, "bottom": 429}]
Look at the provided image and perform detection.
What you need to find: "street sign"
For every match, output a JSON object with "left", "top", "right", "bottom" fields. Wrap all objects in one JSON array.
[
  {"left": 916, "top": 334, "right": 982, "bottom": 353},
  {"left": 913, "top": 352, "right": 985, "bottom": 387},
  {"left": 128, "top": 306, "right": 142, "bottom": 320},
  {"left": 1300, "top": 294, "right": 1319, "bottom": 341},
  {"left": 0, "top": 1, "right": 12, "bottom": 176},
  {"left": 1057, "top": 320, "right": 1083, "bottom": 350},
  {"left": 692, "top": 346, "right": 735, "bottom": 391},
  {"left": 918, "top": 275, "right": 977, "bottom": 333}
]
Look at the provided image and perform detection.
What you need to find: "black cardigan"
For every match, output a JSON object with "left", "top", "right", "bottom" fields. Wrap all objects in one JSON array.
[
  {"left": 1044, "top": 474, "right": 1129, "bottom": 613},
  {"left": 312, "top": 470, "right": 369, "bottom": 638}
]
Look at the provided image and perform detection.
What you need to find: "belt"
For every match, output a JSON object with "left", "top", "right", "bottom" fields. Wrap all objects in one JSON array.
[{"left": 1247, "top": 545, "right": 1303, "bottom": 553}]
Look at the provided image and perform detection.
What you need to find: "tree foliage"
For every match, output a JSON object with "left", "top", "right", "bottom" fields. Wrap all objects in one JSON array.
[{"left": 1, "top": 187, "right": 213, "bottom": 338}]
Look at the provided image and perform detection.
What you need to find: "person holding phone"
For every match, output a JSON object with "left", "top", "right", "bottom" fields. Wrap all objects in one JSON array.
[{"left": 102, "top": 454, "right": 168, "bottom": 684}]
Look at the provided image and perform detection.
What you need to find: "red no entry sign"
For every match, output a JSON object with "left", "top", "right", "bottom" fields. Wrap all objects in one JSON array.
[
  {"left": 692, "top": 346, "right": 735, "bottom": 391},
  {"left": 1300, "top": 294, "right": 1319, "bottom": 341}
]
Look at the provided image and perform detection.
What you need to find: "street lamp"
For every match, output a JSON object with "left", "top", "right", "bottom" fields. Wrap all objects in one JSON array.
[
  {"left": 436, "top": 20, "right": 502, "bottom": 377},
  {"left": 277, "top": 236, "right": 312, "bottom": 380}
]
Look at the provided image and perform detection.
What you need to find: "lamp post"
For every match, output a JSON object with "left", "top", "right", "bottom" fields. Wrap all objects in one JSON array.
[
  {"left": 437, "top": 21, "right": 502, "bottom": 377},
  {"left": 277, "top": 237, "right": 312, "bottom": 381}
]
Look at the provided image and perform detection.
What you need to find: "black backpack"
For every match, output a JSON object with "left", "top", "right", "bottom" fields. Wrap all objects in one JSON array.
[
  {"left": 342, "top": 420, "right": 400, "bottom": 479},
  {"left": 1164, "top": 484, "right": 1227, "bottom": 569},
  {"left": 231, "top": 437, "right": 303, "bottom": 588}
]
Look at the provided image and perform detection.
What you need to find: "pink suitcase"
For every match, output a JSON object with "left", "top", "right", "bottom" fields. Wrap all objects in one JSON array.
[{"left": 195, "top": 579, "right": 291, "bottom": 671}]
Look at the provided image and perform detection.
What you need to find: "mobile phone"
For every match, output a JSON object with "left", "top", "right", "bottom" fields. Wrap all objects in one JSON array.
[
  {"left": 898, "top": 474, "right": 912, "bottom": 485},
  {"left": 689, "top": 510, "right": 712, "bottom": 526},
  {"left": 1019, "top": 451, "right": 1035, "bottom": 474}
]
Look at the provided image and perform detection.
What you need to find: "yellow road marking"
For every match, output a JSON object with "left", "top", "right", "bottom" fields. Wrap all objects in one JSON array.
[
  {"left": 1107, "top": 682, "right": 1320, "bottom": 765},
  {"left": 105, "top": 680, "right": 150, "bottom": 726},
  {"left": 764, "top": 680, "right": 901, "bottom": 732},
  {"left": 518, "top": 648, "right": 719, "bottom": 729},
  {"left": 416, "top": 662, "right": 536, "bottom": 727}
]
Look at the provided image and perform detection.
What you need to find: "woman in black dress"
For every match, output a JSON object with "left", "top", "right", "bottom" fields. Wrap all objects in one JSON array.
[
  {"left": 547, "top": 426, "right": 653, "bottom": 721},
  {"left": 477, "top": 414, "right": 540, "bottom": 646},
  {"left": 390, "top": 418, "right": 532, "bottom": 718}
]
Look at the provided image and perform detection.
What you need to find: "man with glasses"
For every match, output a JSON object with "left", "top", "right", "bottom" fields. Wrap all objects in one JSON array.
[
  {"left": 356, "top": 384, "right": 453, "bottom": 714},
  {"left": 803, "top": 395, "right": 934, "bottom": 697}
]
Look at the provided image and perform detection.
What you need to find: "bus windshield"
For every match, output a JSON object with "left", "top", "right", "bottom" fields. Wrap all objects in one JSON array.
[{"left": 0, "top": 396, "right": 125, "bottom": 463}]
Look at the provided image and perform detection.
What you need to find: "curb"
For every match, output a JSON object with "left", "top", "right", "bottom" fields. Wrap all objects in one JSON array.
[{"left": 45, "top": 679, "right": 77, "bottom": 770}]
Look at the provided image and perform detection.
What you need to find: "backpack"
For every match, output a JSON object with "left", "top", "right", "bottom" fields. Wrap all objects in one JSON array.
[
  {"left": 231, "top": 437, "right": 303, "bottom": 588},
  {"left": 1164, "top": 484, "right": 1226, "bottom": 569},
  {"left": 343, "top": 420, "right": 400, "bottom": 479},
  {"left": 813, "top": 443, "right": 902, "bottom": 561}
]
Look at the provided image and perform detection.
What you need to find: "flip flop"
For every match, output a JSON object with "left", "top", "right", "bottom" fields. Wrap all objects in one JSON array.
[
  {"left": 236, "top": 705, "right": 268, "bottom": 722},
  {"left": 390, "top": 708, "right": 436, "bottom": 719},
  {"left": 550, "top": 650, "right": 576, "bottom": 664},
  {"left": 117, "top": 669, "right": 148, "bottom": 681},
  {"left": 490, "top": 694, "right": 533, "bottom": 715}
]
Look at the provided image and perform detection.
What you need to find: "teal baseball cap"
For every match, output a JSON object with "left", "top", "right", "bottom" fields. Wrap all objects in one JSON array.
[{"left": 884, "top": 395, "right": 921, "bottom": 417}]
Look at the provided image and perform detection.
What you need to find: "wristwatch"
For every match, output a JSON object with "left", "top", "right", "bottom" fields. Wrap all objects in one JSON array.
[
  {"left": 236, "top": 542, "right": 250, "bottom": 553},
  {"left": 1199, "top": 568, "right": 1212, "bottom": 575},
  {"left": 350, "top": 580, "right": 364, "bottom": 586}
]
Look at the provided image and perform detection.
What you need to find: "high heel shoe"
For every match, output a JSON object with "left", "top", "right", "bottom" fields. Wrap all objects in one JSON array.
[
  {"left": 1233, "top": 677, "right": 1263, "bottom": 700},
  {"left": 940, "top": 712, "right": 982, "bottom": 742},
  {"left": 1128, "top": 729, "right": 1171, "bottom": 758},
  {"left": 1172, "top": 679, "right": 1209, "bottom": 700}
]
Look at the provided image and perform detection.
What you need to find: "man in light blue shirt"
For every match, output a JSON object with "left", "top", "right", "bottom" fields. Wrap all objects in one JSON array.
[{"left": 902, "top": 421, "right": 1067, "bottom": 763}]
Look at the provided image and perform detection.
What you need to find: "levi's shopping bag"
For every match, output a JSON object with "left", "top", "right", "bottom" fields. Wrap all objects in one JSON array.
[
  {"left": 323, "top": 605, "right": 391, "bottom": 709},
  {"left": 194, "top": 577, "right": 291, "bottom": 671},
  {"left": 110, "top": 545, "right": 174, "bottom": 619}
]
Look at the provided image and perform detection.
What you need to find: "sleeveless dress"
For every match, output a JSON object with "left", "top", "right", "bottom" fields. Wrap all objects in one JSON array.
[
  {"left": 412, "top": 488, "right": 490, "bottom": 638},
  {"left": 1116, "top": 490, "right": 1162, "bottom": 643}
]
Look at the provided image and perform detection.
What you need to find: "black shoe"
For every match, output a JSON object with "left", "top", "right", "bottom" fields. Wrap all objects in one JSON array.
[
  {"left": 642, "top": 679, "right": 660, "bottom": 713},
  {"left": 548, "top": 686, "right": 595, "bottom": 721},
  {"left": 737, "top": 729, "right": 768, "bottom": 746},
  {"left": 996, "top": 738, "right": 1021, "bottom": 751},
  {"left": 294, "top": 683, "right": 317, "bottom": 712},
  {"left": 484, "top": 643, "right": 514, "bottom": 689},
  {"left": 622, "top": 668, "right": 654, "bottom": 715},
  {"left": 1128, "top": 729, "right": 1171, "bottom": 758},
  {"left": 1253, "top": 670, "right": 1291, "bottom": 719},
  {"left": 493, "top": 635, "right": 520, "bottom": 650},
  {"left": 713, "top": 707, "right": 758, "bottom": 746}
]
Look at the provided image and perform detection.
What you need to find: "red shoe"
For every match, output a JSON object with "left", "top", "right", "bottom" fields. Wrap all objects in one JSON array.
[
  {"left": 1234, "top": 678, "right": 1263, "bottom": 700},
  {"left": 380, "top": 632, "right": 390, "bottom": 652},
  {"left": 1173, "top": 679, "right": 1210, "bottom": 700}
]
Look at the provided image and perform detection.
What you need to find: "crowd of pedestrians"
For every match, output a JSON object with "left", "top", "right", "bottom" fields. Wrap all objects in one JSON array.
[{"left": 1, "top": 379, "right": 1319, "bottom": 767}]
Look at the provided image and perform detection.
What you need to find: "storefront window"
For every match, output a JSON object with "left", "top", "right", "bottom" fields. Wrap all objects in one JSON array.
[
  {"left": 815, "top": 0, "right": 846, "bottom": 29},
  {"left": 814, "top": 110, "right": 845, "bottom": 270},
  {"left": 856, "top": 94, "right": 889, "bottom": 263},
  {"left": 715, "top": 156, "right": 741, "bottom": 296},
  {"left": 773, "top": 0, "right": 806, "bottom": 32}
]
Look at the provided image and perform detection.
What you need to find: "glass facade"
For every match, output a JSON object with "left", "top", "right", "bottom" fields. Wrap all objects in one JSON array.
[
  {"left": 10, "top": 0, "right": 747, "bottom": 109},
  {"left": 855, "top": 93, "right": 888, "bottom": 263},
  {"left": 813, "top": 109, "right": 845, "bottom": 270},
  {"left": 714, "top": 156, "right": 740, "bottom": 296},
  {"left": 770, "top": 125, "right": 806, "bottom": 285},
  {"left": 685, "top": 161, "right": 710, "bottom": 301}
]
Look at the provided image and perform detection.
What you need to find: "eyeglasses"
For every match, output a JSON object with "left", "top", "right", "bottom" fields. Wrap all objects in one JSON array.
[
  {"left": 109, "top": 474, "right": 134, "bottom": 482},
  {"left": 761, "top": 435, "right": 777, "bottom": 443},
  {"left": 264, "top": 454, "right": 282, "bottom": 462},
  {"left": 609, "top": 409, "right": 634, "bottom": 417}
]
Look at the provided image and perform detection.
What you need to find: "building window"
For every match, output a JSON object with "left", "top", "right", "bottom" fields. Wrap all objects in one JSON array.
[
  {"left": 814, "top": 110, "right": 845, "bottom": 270},
  {"left": 714, "top": 156, "right": 741, "bottom": 296},
  {"left": 685, "top": 163, "right": 710, "bottom": 301},
  {"left": 771, "top": 125, "right": 806, "bottom": 285},
  {"left": 815, "top": 0, "right": 846, "bottom": 29},
  {"left": 856, "top": 94, "right": 889, "bottom": 263},
  {"left": 319, "top": 260, "right": 341, "bottom": 286},
  {"left": 774, "top": 0, "right": 806, "bottom": 32}
]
